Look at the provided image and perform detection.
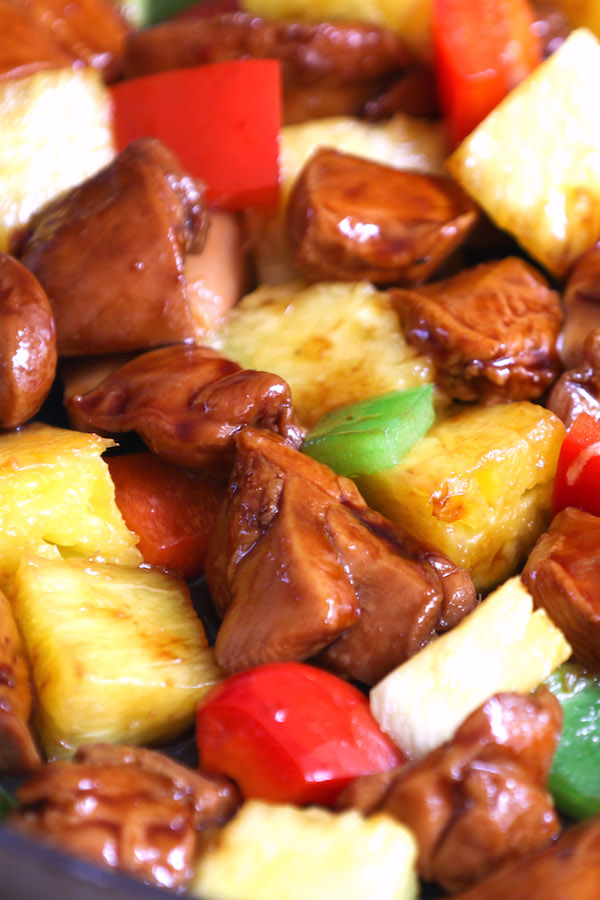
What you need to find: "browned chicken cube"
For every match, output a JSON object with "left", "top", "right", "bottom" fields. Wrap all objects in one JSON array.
[
  {"left": 558, "top": 241, "right": 600, "bottom": 370},
  {"left": 547, "top": 327, "right": 600, "bottom": 429},
  {"left": 0, "top": 0, "right": 72, "bottom": 80},
  {"left": 9, "top": 743, "right": 240, "bottom": 892},
  {"left": 11, "top": 0, "right": 129, "bottom": 81},
  {"left": 0, "top": 589, "right": 41, "bottom": 775},
  {"left": 522, "top": 506, "right": 600, "bottom": 668},
  {"left": 66, "top": 344, "right": 304, "bottom": 481},
  {"left": 391, "top": 256, "right": 563, "bottom": 404},
  {"left": 124, "top": 13, "right": 414, "bottom": 124},
  {"left": 286, "top": 147, "right": 477, "bottom": 285},
  {"left": 337, "top": 688, "right": 562, "bottom": 893},
  {"left": 206, "top": 427, "right": 476, "bottom": 683},
  {"left": 450, "top": 815, "right": 600, "bottom": 900},
  {"left": 20, "top": 137, "right": 208, "bottom": 357}
]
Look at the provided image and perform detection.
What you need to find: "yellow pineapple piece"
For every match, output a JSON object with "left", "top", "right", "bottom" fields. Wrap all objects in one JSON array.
[
  {"left": 0, "top": 423, "right": 141, "bottom": 586},
  {"left": 0, "top": 67, "right": 114, "bottom": 252},
  {"left": 11, "top": 555, "right": 222, "bottom": 759},
  {"left": 356, "top": 402, "right": 565, "bottom": 591},
  {"left": 240, "top": 0, "right": 434, "bottom": 60},
  {"left": 370, "top": 576, "right": 572, "bottom": 760},
  {"left": 446, "top": 28, "right": 600, "bottom": 278},
  {"left": 215, "top": 280, "right": 434, "bottom": 428},
  {"left": 192, "top": 801, "right": 419, "bottom": 900},
  {"left": 248, "top": 114, "right": 450, "bottom": 284}
]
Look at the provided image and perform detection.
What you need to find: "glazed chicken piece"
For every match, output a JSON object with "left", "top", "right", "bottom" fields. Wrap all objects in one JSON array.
[
  {"left": 0, "top": 590, "right": 41, "bottom": 775},
  {"left": 67, "top": 344, "right": 304, "bottom": 481},
  {"left": 450, "top": 815, "right": 600, "bottom": 900},
  {"left": 286, "top": 148, "right": 477, "bottom": 285},
  {"left": 522, "top": 506, "right": 600, "bottom": 668},
  {"left": 0, "top": 0, "right": 72, "bottom": 79},
  {"left": 0, "top": 253, "right": 56, "bottom": 429},
  {"left": 390, "top": 256, "right": 563, "bottom": 404},
  {"left": 548, "top": 326, "right": 600, "bottom": 429},
  {"left": 8, "top": 743, "right": 240, "bottom": 892},
  {"left": 124, "top": 12, "right": 415, "bottom": 124},
  {"left": 205, "top": 427, "right": 476, "bottom": 682},
  {"left": 337, "top": 689, "right": 562, "bottom": 893},
  {"left": 558, "top": 242, "right": 600, "bottom": 370},
  {"left": 20, "top": 137, "right": 208, "bottom": 357},
  {"left": 9, "top": 0, "right": 129, "bottom": 82}
]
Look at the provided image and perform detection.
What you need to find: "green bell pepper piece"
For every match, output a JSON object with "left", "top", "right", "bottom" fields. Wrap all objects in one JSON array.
[
  {"left": 0, "top": 784, "right": 16, "bottom": 817},
  {"left": 301, "top": 385, "right": 434, "bottom": 478},
  {"left": 545, "top": 663, "right": 600, "bottom": 820}
]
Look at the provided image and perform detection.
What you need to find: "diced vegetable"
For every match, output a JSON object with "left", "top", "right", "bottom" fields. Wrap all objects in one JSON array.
[
  {"left": 108, "top": 452, "right": 225, "bottom": 578},
  {"left": 432, "top": 0, "right": 541, "bottom": 144},
  {"left": 215, "top": 280, "right": 433, "bottom": 429},
  {"left": 114, "top": 0, "right": 200, "bottom": 26},
  {"left": 111, "top": 60, "right": 281, "bottom": 210},
  {"left": 0, "top": 785, "right": 15, "bottom": 817},
  {"left": 357, "top": 402, "right": 565, "bottom": 591},
  {"left": 196, "top": 661, "right": 404, "bottom": 805},
  {"left": 551, "top": 411, "right": 600, "bottom": 518},
  {"left": 191, "top": 801, "right": 419, "bottom": 900},
  {"left": 370, "top": 576, "right": 572, "bottom": 760},
  {"left": 446, "top": 28, "right": 600, "bottom": 278},
  {"left": 545, "top": 663, "right": 600, "bottom": 820},
  {"left": 302, "top": 385, "right": 434, "bottom": 477},
  {"left": 12, "top": 555, "right": 222, "bottom": 759},
  {"left": 0, "top": 423, "right": 141, "bottom": 587},
  {"left": 0, "top": 67, "right": 114, "bottom": 252}
]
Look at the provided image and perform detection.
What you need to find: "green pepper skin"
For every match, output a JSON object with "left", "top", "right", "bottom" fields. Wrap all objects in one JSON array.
[
  {"left": 0, "top": 784, "right": 15, "bottom": 817},
  {"left": 301, "top": 385, "right": 435, "bottom": 478},
  {"left": 545, "top": 663, "right": 600, "bottom": 820}
]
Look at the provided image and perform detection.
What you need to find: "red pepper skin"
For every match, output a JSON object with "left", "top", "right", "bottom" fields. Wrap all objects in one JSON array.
[
  {"left": 196, "top": 661, "right": 404, "bottom": 805},
  {"left": 108, "top": 452, "right": 225, "bottom": 578},
  {"left": 552, "top": 412, "right": 600, "bottom": 519},
  {"left": 110, "top": 59, "right": 281, "bottom": 210},
  {"left": 432, "top": 0, "right": 542, "bottom": 144}
]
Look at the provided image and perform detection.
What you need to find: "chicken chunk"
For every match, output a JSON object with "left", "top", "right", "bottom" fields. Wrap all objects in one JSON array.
[
  {"left": 20, "top": 137, "right": 208, "bottom": 356},
  {"left": 206, "top": 427, "right": 476, "bottom": 682},
  {"left": 0, "top": 252, "right": 56, "bottom": 428},
  {"left": 547, "top": 327, "right": 600, "bottom": 429},
  {"left": 124, "top": 13, "right": 413, "bottom": 123},
  {"left": 0, "top": 0, "right": 72, "bottom": 80},
  {"left": 0, "top": 590, "right": 41, "bottom": 775},
  {"left": 286, "top": 148, "right": 477, "bottom": 285},
  {"left": 558, "top": 242, "right": 600, "bottom": 370},
  {"left": 522, "top": 506, "right": 600, "bottom": 668},
  {"left": 9, "top": 744, "right": 240, "bottom": 892},
  {"left": 337, "top": 688, "right": 561, "bottom": 892},
  {"left": 66, "top": 344, "right": 304, "bottom": 481},
  {"left": 390, "top": 256, "right": 563, "bottom": 404}
]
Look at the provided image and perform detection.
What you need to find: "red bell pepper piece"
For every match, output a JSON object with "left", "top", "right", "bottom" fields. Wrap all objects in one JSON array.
[
  {"left": 196, "top": 661, "right": 404, "bottom": 805},
  {"left": 108, "top": 451, "right": 225, "bottom": 578},
  {"left": 111, "top": 59, "right": 281, "bottom": 210},
  {"left": 432, "top": 0, "right": 542, "bottom": 144},
  {"left": 552, "top": 412, "right": 600, "bottom": 519}
]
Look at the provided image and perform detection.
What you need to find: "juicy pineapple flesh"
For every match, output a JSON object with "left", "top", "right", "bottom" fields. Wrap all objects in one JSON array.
[
  {"left": 215, "top": 280, "right": 434, "bottom": 428},
  {"left": 0, "top": 423, "right": 141, "bottom": 589},
  {"left": 370, "top": 576, "right": 572, "bottom": 760},
  {"left": 10, "top": 555, "right": 222, "bottom": 759},
  {"left": 0, "top": 67, "right": 114, "bottom": 253},
  {"left": 356, "top": 401, "right": 565, "bottom": 592},
  {"left": 192, "top": 800, "right": 419, "bottom": 900}
]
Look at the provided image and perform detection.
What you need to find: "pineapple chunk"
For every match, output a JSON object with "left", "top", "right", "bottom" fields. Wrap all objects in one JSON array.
[
  {"left": 446, "top": 28, "right": 600, "bottom": 278},
  {"left": 0, "top": 67, "right": 114, "bottom": 252},
  {"left": 356, "top": 402, "right": 565, "bottom": 591},
  {"left": 215, "top": 280, "right": 434, "bottom": 428},
  {"left": 248, "top": 113, "right": 449, "bottom": 284},
  {"left": 240, "top": 0, "right": 434, "bottom": 60},
  {"left": 11, "top": 555, "right": 222, "bottom": 759},
  {"left": 0, "top": 423, "right": 141, "bottom": 586},
  {"left": 370, "top": 576, "right": 572, "bottom": 760},
  {"left": 192, "top": 801, "right": 419, "bottom": 900}
]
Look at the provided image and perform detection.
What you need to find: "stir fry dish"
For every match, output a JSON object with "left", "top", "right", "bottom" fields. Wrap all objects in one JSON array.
[{"left": 3, "top": 0, "right": 600, "bottom": 898}]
